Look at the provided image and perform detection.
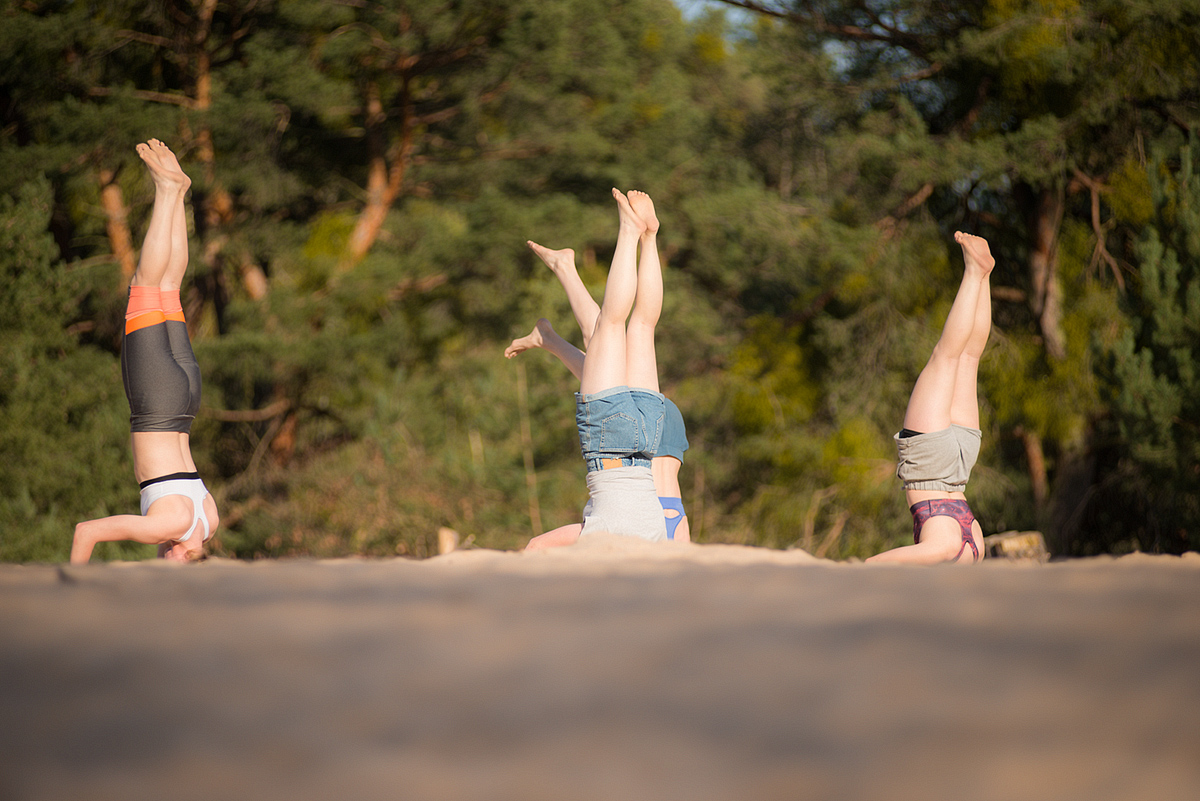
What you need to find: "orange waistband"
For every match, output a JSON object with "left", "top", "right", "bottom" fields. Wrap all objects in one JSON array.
[
  {"left": 126, "top": 286, "right": 185, "bottom": 330},
  {"left": 125, "top": 310, "right": 167, "bottom": 334}
]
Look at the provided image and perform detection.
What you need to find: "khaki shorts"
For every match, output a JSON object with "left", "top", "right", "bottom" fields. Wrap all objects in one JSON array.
[{"left": 894, "top": 425, "right": 981, "bottom": 492}]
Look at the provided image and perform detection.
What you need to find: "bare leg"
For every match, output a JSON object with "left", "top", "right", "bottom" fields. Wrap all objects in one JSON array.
[
  {"left": 865, "top": 516, "right": 984, "bottom": 565},
  {"left": 625, "top": 190, "right": 662, "bottom": 393},
  {"left": 525, "top": 523, "right": 583, "bottom": 551},
  {"left": 901, "top": 232, "right": 995, "bottom": 434},
  {"left": 578, "top": 189, "right": 646, "bottom": 396},
  {"left": 129, "top": 142, "right": 197, "bottom": 485},
  {"left": 528, "top": 241, "right": 601, "bottom": 349},
  {"left": 505, "top": 318, "right": 586, "bottom": 381},
  {"left": 129, "top": 143, "right": 194, "bottom": 484},
  {"left": 949, "top": 249, "right": 993, "bottom": 429},
  {"left": 132, "top": 140, "right": 190, "bottom": 289}
]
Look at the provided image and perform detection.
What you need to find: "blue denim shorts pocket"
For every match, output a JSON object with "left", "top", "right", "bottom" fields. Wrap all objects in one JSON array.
[
  {"left": 627, "top": 390, "right": 664, "bottom": 457},
  {"left": 599, "top": 411, "right": 642, "bottom": 454}
]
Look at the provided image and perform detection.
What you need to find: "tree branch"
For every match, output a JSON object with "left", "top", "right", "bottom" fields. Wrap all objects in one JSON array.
[
  {"left": 203, "top": 399, "right": 292, "bottom": 422},
  {"left": 716, "top": 0, "right": 933, "bottom": 57},
  {"left": 1070, "top": 168, "right": 1125, "bottom": 291},
  {"left": 87, "top": 86, "right": 199, "bottom": 109}
]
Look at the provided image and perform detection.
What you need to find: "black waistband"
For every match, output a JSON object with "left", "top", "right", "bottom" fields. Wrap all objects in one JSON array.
[
  {"left": 139, "top": 471, "right": 200, "bottom": 490},
  {"left": 898, "top": 428, "right": 925, "bottom": 438}
]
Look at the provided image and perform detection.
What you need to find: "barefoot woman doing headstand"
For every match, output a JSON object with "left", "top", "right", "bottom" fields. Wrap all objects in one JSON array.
[
  {"left": 71, "top": 140, "right": 219, "bottom": 563},
  {"left": 506, "top": 203, "right": 690, "bottom": 547},
  {"left": 867, "top": 231, "right": 994, "bottom": 565}
]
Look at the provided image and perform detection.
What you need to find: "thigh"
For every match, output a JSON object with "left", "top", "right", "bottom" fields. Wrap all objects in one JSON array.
[
  {"left": 902, "top": 353, "right": 959, "bottom": 433},
  {"left": 579, "top": 319, "right": 627, "bottom": 396},
  {"left": 624, "top": 320, "right": 659, "bottom": 393}
]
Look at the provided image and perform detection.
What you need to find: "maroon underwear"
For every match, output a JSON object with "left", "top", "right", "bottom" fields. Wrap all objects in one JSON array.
[{"left": 911, "top": 498, "right": 980, "bottom": 563}]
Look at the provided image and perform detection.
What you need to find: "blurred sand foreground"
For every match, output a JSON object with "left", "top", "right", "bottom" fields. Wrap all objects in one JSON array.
[{"left": 2, "top": 536, "right": 1199, "bottom": 801}]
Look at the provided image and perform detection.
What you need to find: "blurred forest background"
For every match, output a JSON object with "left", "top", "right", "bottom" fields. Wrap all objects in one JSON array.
[{"left": 1, "top": 0, "right": 1197, "bottom": 562}]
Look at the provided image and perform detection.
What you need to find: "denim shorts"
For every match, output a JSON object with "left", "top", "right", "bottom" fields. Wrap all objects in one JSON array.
[
  {"left": 575, "top": 385, "right": 665, "bottom": 473},
  {"left": 657, "top": 397, "right": 689, "bottom": 461}
]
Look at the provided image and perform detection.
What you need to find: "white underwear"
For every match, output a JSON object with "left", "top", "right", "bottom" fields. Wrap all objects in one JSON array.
[{"left": 580, "top": 466, "right": 668, "bottom": 542}]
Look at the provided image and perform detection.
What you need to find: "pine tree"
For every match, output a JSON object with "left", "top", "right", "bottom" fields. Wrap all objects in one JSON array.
[
  {"left": 1102, "top": 138, "right": 1200, "bottom": 552},
  {"left": 0, "top": 179, "right": 135, "bottom": 561}
]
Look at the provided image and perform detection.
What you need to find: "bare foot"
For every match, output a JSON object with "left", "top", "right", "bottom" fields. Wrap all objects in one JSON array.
[
  {"left": 613, "top": 188, "right": 647, "bottom": 235},
  {"left": 527, "top": 241, "right": 576, "bottom": 276},
  {"left": 505, "top": 318, "right": 556, "bottom": 359},
  {"left": 627, "top": 190, "right": 659, "bottom": 234},
  {"left": 137, "top": 139, "right": 191, "bottom": 192},
  {"left": 955, "top": 231, "right": 994, "bottom": 277}
]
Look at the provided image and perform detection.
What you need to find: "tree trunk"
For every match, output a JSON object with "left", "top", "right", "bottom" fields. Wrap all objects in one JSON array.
[
  {"left": 1017, "top": 426, "right": 1050, "bottom": 526},
  {"left": 1048, "top": 434, "right": 1097, "bottom": 556},
  {"left": 1022, "top": 184, "right": 1067, "bottom": 361},
  {"left": 338, "top": 79, "right": 413, "bottom": 272},
  {"left": 188, "top": 0, "right": 268, "bottom": 300},
  {"left": 515, "top": 361, "right": 543, "bottom": 538},
  {"left": 98, "top": 168, "right": 137, "bottom": 282}
]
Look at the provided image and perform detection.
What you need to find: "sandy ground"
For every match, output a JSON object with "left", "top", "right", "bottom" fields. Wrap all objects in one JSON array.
[{"left": 2, "top": 536, "right": 1199, "bottom": 801}]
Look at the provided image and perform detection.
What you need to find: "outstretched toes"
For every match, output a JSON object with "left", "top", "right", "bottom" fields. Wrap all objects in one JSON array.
[
  {"left": 137, "top": 139, "right": 191, "bottom": 192},
  {"left": 627, "top": 190, "right": 659, "bottom": 234},
  {"left": 527, "top": 241, "right": 577, "bottom": 275},
  {"left": 504, "top": 318, "right": 552, "bottom": 359},
  {"left": 612, "top": 188, "right": 647, "bottom": 235},
  {"left": 955, "top": 231, "right": 994, "bottom": 278}
]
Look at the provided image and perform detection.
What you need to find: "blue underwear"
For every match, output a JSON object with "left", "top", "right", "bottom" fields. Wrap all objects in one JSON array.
[{"left": 659, "top": 496, "right": 686, "bottom": 540}]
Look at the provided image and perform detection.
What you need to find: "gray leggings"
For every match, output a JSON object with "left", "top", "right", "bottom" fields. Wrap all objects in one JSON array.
[{"left": 122, "top": 320, "right": 201, "bottom": 433}]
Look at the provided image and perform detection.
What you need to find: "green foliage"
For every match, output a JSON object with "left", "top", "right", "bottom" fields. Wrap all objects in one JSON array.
[
  {"left": 1096, "top": 139, "right": 1200, "bottom": 553},
  {"left": 0, "top": 178, "right": 133, "bottom": 561}
]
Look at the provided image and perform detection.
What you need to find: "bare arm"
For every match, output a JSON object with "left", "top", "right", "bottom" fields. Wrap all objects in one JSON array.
[{"left": 71, "top": 498, "right": 200, "bottom": 564}]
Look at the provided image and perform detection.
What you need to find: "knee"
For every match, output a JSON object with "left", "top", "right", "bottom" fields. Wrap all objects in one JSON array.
[
  {"left": 596, "top": 310, "right": 628, "bottom": 329},
  {"left": 928, "top": 343, "right": 964, "bottom": 367},
  {"left": 627, "top": 317, "right": 657, "bottom": 338}
]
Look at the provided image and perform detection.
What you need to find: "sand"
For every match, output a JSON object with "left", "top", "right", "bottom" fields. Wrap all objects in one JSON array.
[{"left": 2, "top": 536, "right": 1198, "bottom": 801}]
